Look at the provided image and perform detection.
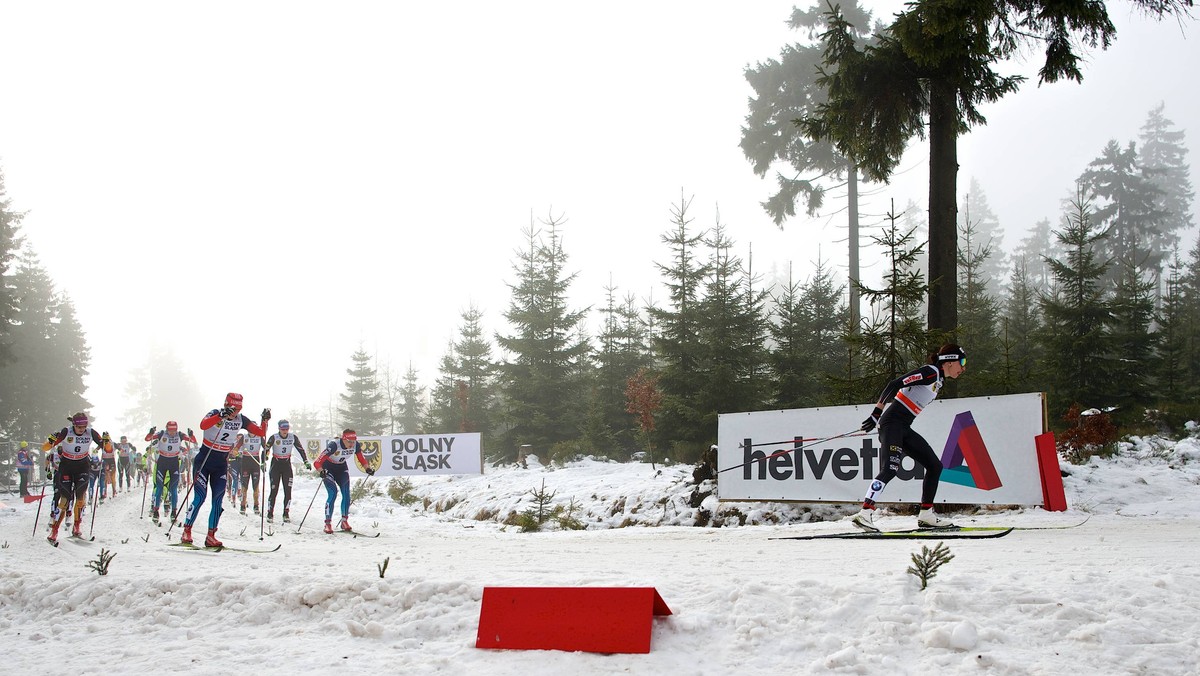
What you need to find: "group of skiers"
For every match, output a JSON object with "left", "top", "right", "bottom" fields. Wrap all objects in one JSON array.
[{"left": 34, "top": 392, "right": 376, "bottom": 546}]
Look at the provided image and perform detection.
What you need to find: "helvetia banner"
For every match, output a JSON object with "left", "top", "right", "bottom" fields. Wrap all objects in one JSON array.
[
  {"left": 717, "top": 392, "right": 1046, "bottom": 505},
  {"left": 302, "top": 433, "right": 483, "bottom": 477}
]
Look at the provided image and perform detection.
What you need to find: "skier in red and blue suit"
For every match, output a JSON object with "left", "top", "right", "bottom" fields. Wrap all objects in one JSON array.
[
  {"left": 180, "top": 393, "right": 270, "bottom": 547},
  {"left": 312, "top": 429, "right": 374, "bottom": 534}
]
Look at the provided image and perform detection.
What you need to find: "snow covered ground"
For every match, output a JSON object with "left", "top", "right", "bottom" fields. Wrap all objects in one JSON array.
[{"left": 2, "top": 438, "right": 1199, "bottom": 676}]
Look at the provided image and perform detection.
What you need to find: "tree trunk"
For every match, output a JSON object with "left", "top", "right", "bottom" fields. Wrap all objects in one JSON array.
[
  {"left": 927, "top": 81, "right": 959, "bottom": 348},
  {"left": 848, "top": 162, "right": 861, "bottom": 332}
]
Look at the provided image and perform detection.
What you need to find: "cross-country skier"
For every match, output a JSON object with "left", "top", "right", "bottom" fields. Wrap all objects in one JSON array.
[
  {"left": 227, "top": 432, "right": 244, "bottom": 503},
  {"left": 262, "top": 419, "right": 310, "bottom": 523},
  {"left": 145, "top": 422, "right": 197, "bottom": 523},
  {"left": 100, "top": 432, "right": 117, "bottom": 496},
  {"left": 179, "top": 393, "right": 270, "bottom": 547},
  {"left": 115, "top": 435, "right": 136, "bottom": 491},
  {"left": 16, "top": 441, "right": 33, "bottom": 497},
  {"left": 45, "top": 435, "right": 62, "bottom": 525},
  {"left": 313, "top": 429, "right": 374, "bottom": 534},
  {"left": 41, "top": 413, "right": 108, "bottom": 543},
  {"left": 238, "top": 430, "right": 264, "bottom": 515},
  {"left": 851, "top": 344, "right": 968, "bottom": 531}
]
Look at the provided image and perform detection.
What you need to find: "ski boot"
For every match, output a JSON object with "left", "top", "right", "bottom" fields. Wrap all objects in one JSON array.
[
  {"left": 205, "top": 529, "right": 223, "bottom": 548},
  {"left": 48, "top": 521, "right": 61, "bottom": 543},
  {"left": 180, "top": 524, "right": 194, "bottom": 544},
  {"left": 253, "top": 505, "right": 260, "bottom": 516},
  {"left": 917, "top": 508, "right": 955, "bottom": 529},
  {"left": 71, "top": 521, "right": 83, "bottom": 538},
  {"left": 266, "top": 511, "right": 274, "bottom": 523},
  {"left": 282, "top": 511, "right": 291, "bottom": 524},
  {"left": 323, "top": 520, "right": 333, "bottom": 534},
  {"left": 338, "top": 517, "right": 352, "bottom": 532},
  {"left": 850, "top": 507, "right": 878, "bottom": 532},
  {"left": 170, "top": 508, "right": 178, "bottom": 522},
  {"left": 239, "top": 503, "right": 247, "bottom": 515},
  {"left": 150, "top": 506, "right": 160, "bottom": 520}
]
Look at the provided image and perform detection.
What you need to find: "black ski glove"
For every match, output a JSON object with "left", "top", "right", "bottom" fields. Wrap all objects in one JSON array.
[
  {"left": 318, "top": 468, "right": 327, "bottom": 478},
  {"left": 148, "top": 426, "right": 157, "bottom": 436},
  {"left": 365, "top": 467, "right": 375, "bottom": 476},
  {"left": 261, "top": 408, "right": 271, "bottom": 422},
  {"left": 46, "top": 469, "right": 53, "bottom": 480},
  {"left": 860, "top": 412, "right": 880, "bottom": 433},
  {"left": 219, "top": 406, "right": 234, "bottom": 417},
  {"left": 187, "top": 428, "right": 194, "bottom": 437}
]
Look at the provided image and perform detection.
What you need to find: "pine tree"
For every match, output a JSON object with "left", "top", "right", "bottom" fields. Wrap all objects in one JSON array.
[
  {"left": 452, "top": 304, "right": 497, "bottom": 436},
  {"left": 856, "top": 202, "right": 930, "bottom": 384},
  {"left": 337, "top": 346, "right": 387, "bottom": 435},
  {"left": 998, "top": 259, "right": 1043, "bottom": 395},
  {"left": 0, "top": 247, "right": 90, "bottom": 439},
  {"left": 959, "top": 178, "right": 1008, "bottom": 298},
  {"left": 1108, "top": 255, "right": 1160, "bottom": 420},
  {"left": 694, "top": 222, "right": 770, "bottom": 439},
  {"left": 1079, "top": 140, "right": 1168, "bottom": 287},
  {"left": 957, "top": 206, "right": 1003, "bottom": 396},
  {"left": 649, "top": 193, "right": 710, "bottom": 451},
  {"left": 494, "top": 214, "right": 591, "bottom": 460},
  {"left": 1138, "top": 103, "right": 1194, "bottom": 253},
  {"left": 592, "top": 281, "right": 652, "bottom": 457},
  {"left": 0, "top": 167, "right": 25, "bottom": 369},
  {"left": 1038, "top": 187, "right": 1114, "bottom": 416},
  {"left": 394, "top": 362, "right": 426, "bottom": 435},
  {"left": 1013, "top": 218, "right": 1060, "bottom": 292},
  {"left": 768, "top": 258, "right": 847, "bottom": 408}
]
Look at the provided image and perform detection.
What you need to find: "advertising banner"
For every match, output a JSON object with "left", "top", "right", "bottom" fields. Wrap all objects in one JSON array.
[
  {"left": 717, "top": 392, "right": 1046, "bottom": 505},
  {"left": 301, "top": 433, "right": 483, "bottom": 477}
]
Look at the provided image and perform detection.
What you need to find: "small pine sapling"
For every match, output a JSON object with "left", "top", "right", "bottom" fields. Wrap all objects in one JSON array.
[
  {"left": 908, "top": 542, "right": 954, "bottom": 590},
  {"left": 87, "top": 548, "right": 117, "bottom": 576}
]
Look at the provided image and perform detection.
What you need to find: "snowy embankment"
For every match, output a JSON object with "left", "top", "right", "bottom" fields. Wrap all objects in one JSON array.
[{"left": 2, "top": 438, "right": 1199, "bottom": 676}]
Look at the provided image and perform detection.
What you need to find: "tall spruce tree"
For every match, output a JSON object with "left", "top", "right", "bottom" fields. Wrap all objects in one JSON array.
[
  {"left": 649, "top": 193, "right": 711, "bottom": 450},
  {"left": 693, "top": 222, "right": 770, "bottom": 439},
  {"left": 741, "top": 1, "right": 879, "bottom": 327},
  {"left": 1079, "top": 140, "right": 1169, "bottom": 287},
  {"left": 855, "top": 202, "right": 930, "bottom": 384},
  {"left": 959, "top": 178, "right": 1008, "bottom": 298},
  {"left": 956, "top": 207, "right": 1003, "bottom": 396},
  {"left": 1138, "top": 103, "right": 1194, "bottom": 251},
  {"left": 999, "top": 259, "right": 1044, "bottom": 395},
  {"left": 0, "top": 247, "right": 90, "bottom": 439},
  {"left": 592, "top": 282, "right": 652, "bottom": 457},
  {"left": 337, "top": 346, "right": 387, "bottom": 435},
  {"left": 1013, "top": 218, "right": 1061, "bottom": 292},
  {"left": 768, "top": 258, "right": 847, "bottom": 409},
  {"left": 1108, "top": 254, "right": 1160, "bottom": 420},
  {"left": 394, "top": 362, "right": 426, "bottom": 435},
  {"left": 495, "top": 215, "right": 591, "bottom": 459},
  {"left": 803, "top": 0, "right": 1189, "bottom": 346},
  {"left": 1038, "top": 188, "right": 1114, "bottom": 415},
  {"left": 0, "top": 167, "right": 22, "bottom": 368}
]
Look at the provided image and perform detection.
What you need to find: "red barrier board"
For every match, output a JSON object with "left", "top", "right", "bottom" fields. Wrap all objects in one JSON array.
[
  {"left": 1035, "top": 432, "right": 1068, "bottom": 511},
  {"left": 476, "top": 586, "right": 672, "bottom": 654}
]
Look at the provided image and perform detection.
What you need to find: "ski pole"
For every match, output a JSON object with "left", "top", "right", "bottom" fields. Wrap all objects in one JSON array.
[
  {"left": 166, "top": 442, "right": 217, "bottom": 539},
  {"left": 88, "top": 474, "right": 100, "bottom": 539},
  {"left": 139, "top": 463, "right": 150, "bottom": 518},
  {"left": 295, "top": 477, "right": 324, "bottom": 534},
  {"left": 717, "top": 428, "right": 864, "bottom": 474},
  {"left": 31, "top": 480, "right": 48, "bottom": 538}
]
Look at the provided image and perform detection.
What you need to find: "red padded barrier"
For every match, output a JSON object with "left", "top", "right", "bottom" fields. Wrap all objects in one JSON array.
[
  {"left": 476, "top": 586, "right": 672, "bottom": 654},
  {"left": 1035, "top": 432, "right": 1068, "bottom": 511}
]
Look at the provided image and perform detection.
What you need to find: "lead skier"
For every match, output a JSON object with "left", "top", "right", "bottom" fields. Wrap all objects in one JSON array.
[
  {"left": 179, "top": 393, "right": 270, "bottom": 547},
  {"left": 851, "top": 344, "right": 968, "bottom": 531}
]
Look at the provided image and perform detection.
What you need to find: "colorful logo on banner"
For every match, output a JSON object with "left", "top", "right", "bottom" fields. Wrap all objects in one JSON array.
[{"left": 940, "top": 411, "right": 1002, "bottom": 490}]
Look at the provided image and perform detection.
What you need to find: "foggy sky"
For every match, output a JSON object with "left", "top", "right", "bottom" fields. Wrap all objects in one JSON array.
[{"left": 0, "top": 1, "right": 1196, "bottom": 433}]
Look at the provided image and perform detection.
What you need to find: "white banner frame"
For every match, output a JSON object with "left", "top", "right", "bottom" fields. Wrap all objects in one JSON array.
[{"left": 717, "top": 392, "right": 1047, "bottom": 505}]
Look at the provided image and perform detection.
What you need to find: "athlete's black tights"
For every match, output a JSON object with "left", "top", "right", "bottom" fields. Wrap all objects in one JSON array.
[{"left": 875, "top": 422, "right": 942, "bottom": 505}]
